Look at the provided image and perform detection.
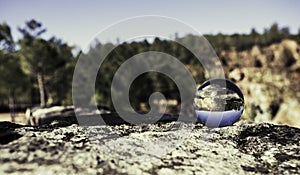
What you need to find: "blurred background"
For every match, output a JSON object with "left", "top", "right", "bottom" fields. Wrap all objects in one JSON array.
[{"left": 0, "top": 0, "right": 300, "bottom": 127}]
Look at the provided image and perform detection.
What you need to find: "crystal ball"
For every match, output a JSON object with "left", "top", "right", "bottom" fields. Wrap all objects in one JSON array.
[{"left": 194, "top": 78, "right": 244, "bottom": 127}]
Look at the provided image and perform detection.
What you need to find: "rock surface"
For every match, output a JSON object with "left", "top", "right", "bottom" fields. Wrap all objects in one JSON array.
[{"left": 0, "top": 121, "right": 299, "bottom": 175}]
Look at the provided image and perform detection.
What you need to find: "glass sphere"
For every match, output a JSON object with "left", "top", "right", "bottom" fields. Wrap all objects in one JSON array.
[{"left": 194, "top": 78, "right": 244, "bottom": 127}]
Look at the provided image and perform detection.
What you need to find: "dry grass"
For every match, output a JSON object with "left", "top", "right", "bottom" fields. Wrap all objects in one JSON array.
[{"left": 0, "top": 113, "right": 25, "bottom": 124}]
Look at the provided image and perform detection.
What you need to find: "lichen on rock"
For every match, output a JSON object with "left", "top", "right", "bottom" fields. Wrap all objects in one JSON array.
[{"left": 0, "top": 121, "right": 299, "bottom": 174}]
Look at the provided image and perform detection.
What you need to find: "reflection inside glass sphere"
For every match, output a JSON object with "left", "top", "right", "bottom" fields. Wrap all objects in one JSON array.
[{"left": 194, "top": 78, "right": 244, "bottom": 127}]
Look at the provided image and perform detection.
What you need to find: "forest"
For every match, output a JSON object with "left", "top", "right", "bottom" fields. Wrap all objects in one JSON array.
[{"left": 1, "top": 19, "right": 300, "bottom": 112}]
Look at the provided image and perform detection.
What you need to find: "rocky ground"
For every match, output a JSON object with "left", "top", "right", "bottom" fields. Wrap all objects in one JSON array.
[{"left": 0, "top": 120, "right": 299, "bottom": 175}]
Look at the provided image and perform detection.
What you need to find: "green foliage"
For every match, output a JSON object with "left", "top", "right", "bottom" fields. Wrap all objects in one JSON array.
[
  {"left": 0, "top": 51, "right": 30, "bottom": 104},
  {"left": 205, "top": 23, "right": 299, "bottom": 53},
  {"left": 0, "top": 23, "right": 30, "bottom": 108},
  {"left": 18, "top": 20, "right": 74, "bottom": 106},
  {"left": 90, "top": 38, "right": 205, "bottom": 111},
  {"left": 1, "top": 20, "right": 300, "bottom": 112},
  {"left": 0, "top": 23, "right": 15, "bottom": 52},
  {"left": 0, "top": 20, "right": 75, "bottom": 109}
]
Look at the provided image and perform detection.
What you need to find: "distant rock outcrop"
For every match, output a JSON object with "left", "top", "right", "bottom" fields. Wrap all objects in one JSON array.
[{"left": 226, "top": 39, "right": 300, "bottom": 128}]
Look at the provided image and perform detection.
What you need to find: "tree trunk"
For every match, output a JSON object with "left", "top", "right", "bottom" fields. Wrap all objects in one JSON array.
[
  {"left": 37, "top": 72, "right": 46, "bottom": 107},
  {"left": 9, "top": 89, "right": 16, "bottom": 122}
]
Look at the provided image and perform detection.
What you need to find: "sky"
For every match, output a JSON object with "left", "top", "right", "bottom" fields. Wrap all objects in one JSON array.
[{"left": 1, "top": 0, "right": 300, "bottom": 49}]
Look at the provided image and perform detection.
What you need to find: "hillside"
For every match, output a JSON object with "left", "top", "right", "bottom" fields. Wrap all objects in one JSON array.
[{"left": 224, "top": 39, "right": 300, "bottom": 127}]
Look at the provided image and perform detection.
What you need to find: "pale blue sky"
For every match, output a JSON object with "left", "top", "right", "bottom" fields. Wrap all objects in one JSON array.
[{"left": 1, "top": 0, "right": 299, "bottom": 49}]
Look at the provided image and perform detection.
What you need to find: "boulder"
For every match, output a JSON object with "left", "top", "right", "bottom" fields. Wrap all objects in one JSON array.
[
  {"left": 25, "top": 106, "right": 76, "bottom": 126},
  {"left": 25, "top": 106, "right": 112, "bottom": 126}
]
